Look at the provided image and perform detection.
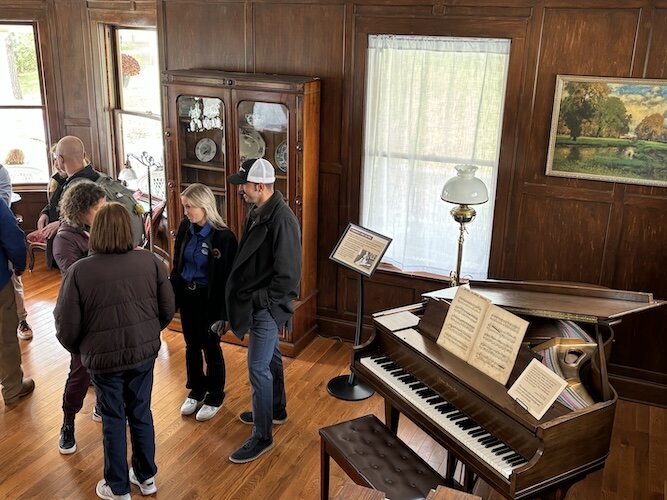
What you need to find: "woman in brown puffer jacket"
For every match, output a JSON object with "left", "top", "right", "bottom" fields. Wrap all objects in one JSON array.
[{"left": 54, "top": 202, "right": 175, "bottom": 500}]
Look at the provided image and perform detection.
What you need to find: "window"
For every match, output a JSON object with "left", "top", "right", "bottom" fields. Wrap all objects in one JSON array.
[
  {"left": 0, "top": 23, "right": 50, "bottom": 184},
  {"left": 107, "top": 27, "right": 164, "bottom": 199},
  {"left": 361, "top": 35, "right": 510, "bottom": 279}
]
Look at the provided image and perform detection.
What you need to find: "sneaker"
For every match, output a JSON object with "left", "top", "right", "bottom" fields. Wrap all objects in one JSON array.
[
  {"left": 239, "top": 410, "right": 288, "bottom": 425},
  {"left": 195, "top": 404, "right": 221, "bottom": 422},
  {"left": 180, "top": 397, "right": 203, "bottom": 416},
  {"left": 4, "top": 378, "right": 35, "bottom": 405},
  {"left": 92, "top": 405, "right": 102, "bottom": 422},
  {"left": 58, "top": 423, "right": 76, "bottom": 454},
  {"left": 95, "top": 480, "right": 130, "bottom": 500},
  {"left": 229, "top": 436, "right": 274, "bottom": 464},
  {"left": 17, "top": 320, "right": 33, "bottom": 340},
  {"left": 129, "top": 467, "right": 157, "bottom": 495}
]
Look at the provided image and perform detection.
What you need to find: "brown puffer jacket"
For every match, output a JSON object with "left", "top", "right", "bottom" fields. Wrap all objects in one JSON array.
[{"left": 54, "top": 249, "right": 175, "bottom": 374}]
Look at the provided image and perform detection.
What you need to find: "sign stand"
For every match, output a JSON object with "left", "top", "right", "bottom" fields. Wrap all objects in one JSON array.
[{"left": 326, "top": 223, "right": 392, "bottom": 401}]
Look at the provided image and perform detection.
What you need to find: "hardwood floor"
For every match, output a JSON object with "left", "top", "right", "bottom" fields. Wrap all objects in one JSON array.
[{"left": 1, "top": 255, "right": 665, "bottom": 499}]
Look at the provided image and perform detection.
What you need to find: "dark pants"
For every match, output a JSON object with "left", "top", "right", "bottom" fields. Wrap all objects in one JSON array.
[
  {"left": 248, "top": 309, "right": 286, "bottom": 441},
  {"left": 62, "top": 353, "right": 91, "bottom": 424},
  {"left": 91, "top": 360, "right": 157, "bottom": 496},
  {"left": 180, "top": 287, "right": 225, "bottom": 406}
]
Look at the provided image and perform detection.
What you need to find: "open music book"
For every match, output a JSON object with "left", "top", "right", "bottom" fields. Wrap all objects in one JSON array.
[{"left": 437, "top": 287, "right": 529, "bottom": 385}]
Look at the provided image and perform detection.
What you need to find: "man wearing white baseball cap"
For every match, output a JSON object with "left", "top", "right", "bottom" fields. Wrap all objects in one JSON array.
[{"left": 225, "top": 158, "right": 301, "bottom": 463}]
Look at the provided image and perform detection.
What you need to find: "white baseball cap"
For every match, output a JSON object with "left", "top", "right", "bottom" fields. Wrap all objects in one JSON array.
[{"left": 229, "top": 158, "right": 276, "bottom": 184}]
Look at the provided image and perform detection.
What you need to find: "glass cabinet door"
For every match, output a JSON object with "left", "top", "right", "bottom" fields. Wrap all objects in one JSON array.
[
  {"left": 237, "top": 101, "right": 289, "bottom": 198},
  {"left": 176, "top": 95, "right": 227, "bottom": 218}
]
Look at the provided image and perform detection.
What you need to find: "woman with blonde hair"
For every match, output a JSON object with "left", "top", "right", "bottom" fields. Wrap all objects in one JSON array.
[
  {"left": 170, "top": 183, "right": 237, "bottom": 421},
  {"left": 55, "top": 203, "right": 175, "bottom": 500},
  {"left": 53, "top": 179, "right": 106, "bottom": 455}
]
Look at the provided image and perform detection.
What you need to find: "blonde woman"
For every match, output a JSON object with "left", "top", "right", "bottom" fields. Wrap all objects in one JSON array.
[{"left": 170, "top": 183, "right": 237, "bottom": 421}]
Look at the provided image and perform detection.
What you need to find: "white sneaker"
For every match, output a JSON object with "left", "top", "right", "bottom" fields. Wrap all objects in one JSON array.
[
  {"left": 17, "top": 320, "right": 33, "bottom": 340},
  {"left": 95, "top": 479, "right": 130, "bottom": 500},
  {"left": 129, "top": 467, "right": 157, "bottom": 495},
  {"left": 195, "top": 404, "right": 221, "bottom": 421},
  {"left": 180, "top": 397, "right": 202, "bottom": 416}
]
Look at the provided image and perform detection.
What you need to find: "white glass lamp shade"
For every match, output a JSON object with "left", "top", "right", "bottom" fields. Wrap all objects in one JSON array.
[
  {"left": 118, "top": 165, "right": 138, "bottom": 183},
  {"left": 440, "top": 165, "right": 489, "bottom": 205}
]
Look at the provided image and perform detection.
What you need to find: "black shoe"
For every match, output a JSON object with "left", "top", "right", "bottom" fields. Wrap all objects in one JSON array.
[
  {"left": 239, "top": 410, "right": 288, "bottom": 425},
  {"left": 59, "top": 424, "right": 76, "bottom": 455},
  {"left": 229, "top": 436, "right": 274, "bottom": 464}
]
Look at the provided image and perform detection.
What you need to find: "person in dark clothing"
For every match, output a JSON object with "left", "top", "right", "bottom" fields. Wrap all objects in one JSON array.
[
  {"left": 52, "top": 180, "right": 107, "bottom": 454},
  {"left": 225, "top": 158, "right": 301, "bottom": 464},
  {"left": 0, "top": 200, "right": 34, "bottom": 405},
  {"left": 29, "top": 136, "right": 99, "bottom": 268},
  {"left": 54, "top": 203, "right": 175, "bottom": 500},
  {"left": 170, "top": 183, "right": 237, "bottom": 422}
]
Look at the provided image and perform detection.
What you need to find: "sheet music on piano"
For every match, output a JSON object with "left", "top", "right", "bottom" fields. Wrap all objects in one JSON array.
[{"left": 374, "top": 311, "right": 420, "bottom": 331}]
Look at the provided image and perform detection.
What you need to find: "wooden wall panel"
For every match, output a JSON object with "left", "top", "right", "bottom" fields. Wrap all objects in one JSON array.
[
  {"left": 253, "top": 4, "right": 346, "bottom": 163},
  {"left": 342, "top": 274, "right": 414, "bottom": 318},
  {"left": 514, "top": 194, "right": 611, "bottom": 282},
  {"left": 521, "top": 7, "right": 642, "bottom": 186},
  {"left": 612, "top": 199, "right": 667, "bottom": 297},
  {"left": 644, "top": 9, "right": 667, "bottom": 78},
  {"left": 161, "top": 2, "right": 246, "bottom": 71},
  {"left": 52, "top": 1, "right": 94, "bottom": 128},
  {"left": 317, "top": 171, "right": 341, "bottom": 311}
]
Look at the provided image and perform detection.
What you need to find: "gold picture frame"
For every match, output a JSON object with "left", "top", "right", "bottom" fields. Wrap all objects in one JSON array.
[{"left": 546, "top": 75, "right": 667, "bottom": 187}]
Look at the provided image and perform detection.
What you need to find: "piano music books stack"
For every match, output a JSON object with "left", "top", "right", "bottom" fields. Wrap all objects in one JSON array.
[{"left": 436, "top": 286, "right": 529, "bottom": 385}]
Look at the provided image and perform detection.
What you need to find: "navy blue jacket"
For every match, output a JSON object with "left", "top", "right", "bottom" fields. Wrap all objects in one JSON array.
[
  {"left": 0, "top": 200, "right": 26, "bottom": 289},
  {"left": 170, "top": 218, "right": 237, "bottom": 324}
]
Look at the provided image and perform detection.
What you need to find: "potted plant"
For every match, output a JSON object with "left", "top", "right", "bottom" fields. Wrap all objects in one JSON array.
[{"left": 121, "top": 53, "right": 141, "bottom": 88}]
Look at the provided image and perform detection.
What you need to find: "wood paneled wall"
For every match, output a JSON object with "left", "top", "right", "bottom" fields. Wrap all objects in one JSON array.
[{"left": 2, "top": 0, "right": 665, "bottom": 405}]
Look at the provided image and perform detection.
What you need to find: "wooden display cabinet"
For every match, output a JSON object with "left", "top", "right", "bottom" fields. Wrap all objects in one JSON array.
[{"left": 162, "top": 69, "right": 320, "bottom": 357}]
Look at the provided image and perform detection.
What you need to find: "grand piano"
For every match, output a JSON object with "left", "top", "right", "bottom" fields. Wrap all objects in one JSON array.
[{"left": 352, "top": 280, "right": 666, "bottom": 499}]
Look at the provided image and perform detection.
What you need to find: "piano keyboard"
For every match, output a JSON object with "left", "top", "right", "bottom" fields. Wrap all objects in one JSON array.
[{"left": 360, "top": 354, "right": 528, "bottom": 479}]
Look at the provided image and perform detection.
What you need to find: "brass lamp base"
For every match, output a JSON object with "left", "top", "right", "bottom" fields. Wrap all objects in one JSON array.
[
  {"left": 450, "top": 204, "right": 476, "bottom": 224},
  {"left": 450, "top": 204, "right": 477, "bottom": 287}
]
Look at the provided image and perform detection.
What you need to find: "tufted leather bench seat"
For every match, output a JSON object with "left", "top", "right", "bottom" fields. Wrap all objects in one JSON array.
[{"left": 319, "top": 414, "right": 447, "bottom": 500}]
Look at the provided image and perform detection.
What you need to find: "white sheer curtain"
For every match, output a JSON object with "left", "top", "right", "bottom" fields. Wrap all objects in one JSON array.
[{"left": 361, "top": 35, "right": 510, "bottom": 279}]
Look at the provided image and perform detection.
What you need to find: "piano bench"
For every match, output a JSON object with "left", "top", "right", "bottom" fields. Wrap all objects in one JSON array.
[{"left": 319, "top": 414, "right": 447, "bottom": 500}]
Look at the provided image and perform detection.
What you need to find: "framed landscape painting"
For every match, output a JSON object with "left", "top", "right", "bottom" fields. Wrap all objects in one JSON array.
[{"left": 546, "top": 75, "right": 667, "bottom": 188}]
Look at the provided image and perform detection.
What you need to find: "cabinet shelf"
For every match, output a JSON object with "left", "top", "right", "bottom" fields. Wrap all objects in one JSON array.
[
  {"left": 181, "top": 182, "right": 226, "bottom": 195},
  {"left": 182, "top": 160, "right": 225, "bottom": 171}
]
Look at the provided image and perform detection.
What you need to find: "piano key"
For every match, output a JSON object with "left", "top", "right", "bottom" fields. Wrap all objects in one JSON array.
[
  {"left": 484, "top": 439, "right": 502, "bottom": 448},
  {"left": 360, "top": 354, "right": 527, "bottom": 480}
]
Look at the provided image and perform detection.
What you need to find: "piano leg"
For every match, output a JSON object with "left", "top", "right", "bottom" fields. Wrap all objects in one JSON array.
[
  {"left": 463, "top": 468, "right": 476, "bottom": 493},
  {"left": 446, "top": 452, "right": 457, "bottom": 484},
  {"left": 385, "top": 400, "right": 400, "bottom": 433},
  {"left": 320, "top": 438, "right": 330, "bottom": 499}
]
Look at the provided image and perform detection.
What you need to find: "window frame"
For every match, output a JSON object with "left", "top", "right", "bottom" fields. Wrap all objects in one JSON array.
[
  {"left": 89, "top": 10, "right": 158, "bottom": 179},
  {"left": 350, "top": 16, "right": 528, "bottom": 279},
  {"left": 0, "top": 19, "right": 58, "bottom": 191}
]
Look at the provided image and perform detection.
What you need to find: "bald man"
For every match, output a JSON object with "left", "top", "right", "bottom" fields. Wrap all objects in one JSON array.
[{"left": 31, "top": 136, "right": 101, "bottom": 268}]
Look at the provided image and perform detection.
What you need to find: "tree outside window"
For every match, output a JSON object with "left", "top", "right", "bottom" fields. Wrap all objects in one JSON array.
[{"left": 0, "top": 23, "right": 50, "bottom": 184}]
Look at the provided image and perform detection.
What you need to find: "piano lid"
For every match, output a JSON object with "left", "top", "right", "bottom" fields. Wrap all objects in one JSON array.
[{"left": 422, "top": 279, "right": 666, "bottom": 324}]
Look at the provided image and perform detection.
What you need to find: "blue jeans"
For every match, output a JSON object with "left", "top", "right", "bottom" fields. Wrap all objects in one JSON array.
[
  {"left": 91, "top": 360, "right": 157, "bottom": 496},
  {"left": 248, "top": 309, "right": 286, "bottom": 441}
]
